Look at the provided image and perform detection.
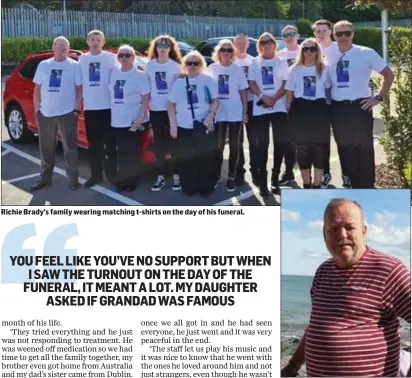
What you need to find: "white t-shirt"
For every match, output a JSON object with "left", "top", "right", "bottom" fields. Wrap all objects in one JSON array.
[
  {"left": 33, "top": 57, "right": 81, "bottom": 117},
  {"left": 168, "top": 73, "right": 218, "bottom": 129},
  {"left": 78, "top": 51, "right": 118, "bottom": 110},
  {"left": 327, "top": 44, "right": 387, "bottom": 101},
  {"left": 206, "top": 62, "right": 248, "bottom": 122},
  {"left": 235, "top": 54, "right": 254, "bottom": 102},
  {"left": 320, "top": 42, "right": 340, "bottom": 64},
  {"left": 277, "top": 48, "right": 299, "bottom": 68},
  {"left": 145, "top": 59, "right": 182, "bottom": 111},
  {"left": 108, "top": 67, "right": 151, "bottom": 128},
  {"left": 285, "top": 65, "right": 331, "bottom": 100},
  {"left": 248, "top": 55, "right": 289, "bottom": 116}
]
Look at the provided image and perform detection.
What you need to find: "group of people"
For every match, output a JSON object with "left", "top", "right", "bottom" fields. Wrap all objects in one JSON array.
[{"left": 30, "top": 19, "right": 394, "bottom": 196}]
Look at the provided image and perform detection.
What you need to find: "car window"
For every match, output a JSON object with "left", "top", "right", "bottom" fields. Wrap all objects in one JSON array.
[
  {"left": 20, "top": 57, "right": 49, "bottom": 79},
  {"left": 199, "top": 43, "right": 217, "bottom": 57},
  {"left": 247, "top": 42, "right": 258, "bottom": 57}
]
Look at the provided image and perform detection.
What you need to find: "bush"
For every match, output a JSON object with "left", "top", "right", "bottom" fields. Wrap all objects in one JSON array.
[
  {"left": 296, "top": 18, "right": 313, "bottom": 37},
  {"left": 379, "top": 27, "right": 412, "bottom": 189},
  {"left": 354, "top": 27, "right": 382, "bottom": 55},
  {"left": 1, "top": 37, "right": 202, "bottom": 63}
]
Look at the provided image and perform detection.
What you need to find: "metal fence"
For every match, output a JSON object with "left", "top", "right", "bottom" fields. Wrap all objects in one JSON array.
[
  {"left": 353, "top": 19, "right": 411, "bottom": 28},
  {"left": 1, "top": 8, "right": 298, "bottom": 39}
]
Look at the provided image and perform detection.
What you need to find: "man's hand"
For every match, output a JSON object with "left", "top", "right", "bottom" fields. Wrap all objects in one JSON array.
[
  {"left": 130, "top": 117, "right": 143, "bottom": 132},
  {"left": 204, "top": 112, "right": 215, "bottom": 130},
  {"left": 281, "top": 363, "right": 300, "bottom": 377},
  {"left": 170, "top": 124, "right": 177, "bottom": 139},
  {"left": 360, "top": 97, "right": 380, "bottom": 111},
  {"left": 262, "top": 95, "right": 275, "bottom": 108}
]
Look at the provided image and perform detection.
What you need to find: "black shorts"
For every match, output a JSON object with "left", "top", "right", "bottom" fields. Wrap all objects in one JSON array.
[{"left": 296, "top": 143, "right": 328, "bottom": 170}]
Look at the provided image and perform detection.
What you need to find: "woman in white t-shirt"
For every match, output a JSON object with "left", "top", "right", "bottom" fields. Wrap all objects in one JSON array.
[
  {"left": 108, "top": 45, "right": 151, "bottom": 192},
  {"left": 206, "top": 39, "right": 248, "bottom": 192},
  {"left": 168, "top": 51, "right": 219, "bottom": 197},
  {"left": 145, "top": 35, "right": 183, "bottom": 192},
  {"left": 248, "top": 32, "right": 290, "bottom": 197},
  {"left": 285, "top": 38, "right": 331, "bottom": 189}
]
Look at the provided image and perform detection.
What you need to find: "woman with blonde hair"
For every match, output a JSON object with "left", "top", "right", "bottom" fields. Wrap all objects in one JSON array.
[
  {"left": 248, "top": 32, "right": 289, "bottom": 196},
  {"left": 145, "top": 34, "right": 183, "bottom": 192},
  {"left": 206, "top": 39, "right": 248, "bottom": 192},
  {"left": 167, "top": 51, "right": 219, "bottom": 197},
  {"left": 285, "top": 38, "right": 331, "bottom": 189}
]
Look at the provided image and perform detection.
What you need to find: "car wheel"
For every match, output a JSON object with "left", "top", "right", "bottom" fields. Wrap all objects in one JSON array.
[{"left": 6, "top": 104, "right": 34, "bottom": 144}]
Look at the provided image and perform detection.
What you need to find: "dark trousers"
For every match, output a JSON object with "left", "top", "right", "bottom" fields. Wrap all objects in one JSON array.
[
  {"left": 215, "top": 121, "right": 243, "bottom": 179},
  {"left": 37, "top": 110, "right": 78, "bottom": 181},
  {"left": 282, "top": 143, "right": 295, "bottom": 174},
  {"left": 84, "top": 109, "right": 117, "bottom": 180},
  {"left": 237, "top": 101, "right": 257, "bottom": 178},
  {"left": 112, "top": 126, "right": 142, "bottom": 187},
  {"left": 323, "top": 130, "right": 348, "bottom": 177},
  {"left": 177, "top": 127, "right": 216, "bottom": 196},
  {"left": 331, "top": 100, "right": 375, "bottom": 188},
  {"left": 253, "top": 112, "right": 288, "bottom": 186},
  {"left": 151, "top": 110, "right": 178, "bottom": 176}
]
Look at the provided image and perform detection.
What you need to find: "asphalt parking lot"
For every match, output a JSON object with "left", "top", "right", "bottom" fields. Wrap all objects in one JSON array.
[{"left": 1, "top": 71, "right": 387, "bottom": 206}]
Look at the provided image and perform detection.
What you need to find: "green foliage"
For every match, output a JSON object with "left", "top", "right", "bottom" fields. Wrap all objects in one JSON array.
[
  {"left": 354, "top": 27, "right": 382, "bottom": 54},
  {"left": 296, "top": 18, "right": 313, "bottom": 37},
  {"left": 353, "top": 0, "right": 412, "bottom": 12},
  {"left": 379, "top": 27, "right": 412, "bottom": 189}
]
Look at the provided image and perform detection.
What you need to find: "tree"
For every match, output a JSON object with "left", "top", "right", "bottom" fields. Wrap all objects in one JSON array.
[{"left": 353, "top": 0, "right": 412, "bottom": 11}]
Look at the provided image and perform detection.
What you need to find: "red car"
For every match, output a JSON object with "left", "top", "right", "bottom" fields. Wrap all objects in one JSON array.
[{"left": 3, "top": 49, "right": 154, "bottom": 163}]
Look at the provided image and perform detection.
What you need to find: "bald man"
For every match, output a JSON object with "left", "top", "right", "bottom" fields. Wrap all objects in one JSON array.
[
  {"left": 31, "top": 36, "right": 82, "bottom": 191},
  {"left": 282, "top": 198, "right": 411, "bottom": 377}
]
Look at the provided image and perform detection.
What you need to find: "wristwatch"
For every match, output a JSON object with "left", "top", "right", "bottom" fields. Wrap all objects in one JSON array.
[
  {"left": 243, "top": 110, "right": 248, "bottom": 115},
  {"left": 374, "top": 95, "right": 384, "bottom": 102}
]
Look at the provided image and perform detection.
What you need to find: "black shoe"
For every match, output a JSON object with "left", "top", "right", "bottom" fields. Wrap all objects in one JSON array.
[
  {"left": 321, "top": 172, "right": 332, "bottom": 188},
  {"left": 303, "top": 183, "right": 312, "bottom": 189},
  {"left": 29, "top": 179, "right": 52, "bottom": 192},
  {"left": 259, "top": 185, "right": 270, "bottom": 197},
  {"left": 68, "top": 176, "right": 80, "bottom": 191},
  {"left": 84, "top": 176, "right": 103, "bottom": 188},
  {"left": 342, "top": 175, "right": 351, "bottom": 188},
  {"left": 312, "top": 185, "right": 321, "bottom": 189},
  {"left": 279, "top": 171, "right": 295, "bottom": 186},
  {"left": 235, "top": 175, "right": 244, "bottom": 186},
  {"left": 226, "top": 179, "right": 236, "bottom": 192},
  {"left": 271, "top": 184, "right": 281, "bottom": 195}
]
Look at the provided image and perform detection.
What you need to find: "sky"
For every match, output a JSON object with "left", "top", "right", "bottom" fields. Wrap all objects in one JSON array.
[{"left": 281, "top": 189, "right": 411, "bottom": 276}]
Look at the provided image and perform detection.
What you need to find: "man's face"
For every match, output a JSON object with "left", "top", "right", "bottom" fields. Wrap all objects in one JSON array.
[
  {"left": 314, "top": 24, "right": 332, "bottom": 43},
  {"left": 87, "top": 34, "right": 105, "bottom": 50},
  {"left": 323, "top": 203, "right": 367, "bottom": 269},
  {"left": 282, "top": 28, "right": 299, "bottom": 48},
  {"left": 234, "top": 36, "right": 249, "bottom": 55},
  {"left": 333, "top": 25, "right": 354, "bottom": 48},
  {"left": 53, "top": 39, "right": 69, "bottom": 58}
]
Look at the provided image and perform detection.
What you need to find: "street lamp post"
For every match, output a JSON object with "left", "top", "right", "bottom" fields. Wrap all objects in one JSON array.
[
  {"left": 62, "top": 0, "right": 67, "bottom": 36},
  {"left": 381, "top": 8, "right": 389, "bottom": 63}
]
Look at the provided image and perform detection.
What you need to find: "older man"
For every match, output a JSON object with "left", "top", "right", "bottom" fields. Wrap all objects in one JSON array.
[
  {"left": 281, "top": 198, "right": 411, "bottom": 377},
  {"left": 328, "top": 21, "right": 394, "bottom": 188},
  {"left": 31, "top": 36, "right": 82, "bottom": 191}
]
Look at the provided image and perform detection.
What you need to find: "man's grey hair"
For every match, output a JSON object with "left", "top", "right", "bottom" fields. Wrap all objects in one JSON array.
[
  {"left": 53, "top": 36, "right": 70, "bottom": 46},
  {"left": 323, "top": 198, "right": 365, "bottom": 223}
]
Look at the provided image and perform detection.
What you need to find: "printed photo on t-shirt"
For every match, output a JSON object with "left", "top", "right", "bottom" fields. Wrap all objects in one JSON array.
[
  {"left": 48, "top": 69, "right": 62, "bottom": 91},
  {"left": 218, "top": 74, "right": 230, "bottom": 98},
  {"left": 287, "top": 58, "right": 295, "bottom": 67},
  {"left": 303, "top": 76, "right": 316, "bottom": 98},
  {"left": 89, "top": 62, "right": 100, "bottom": 86},
  {"left": 337, "top": 60, "right": 350, "bottom": 88},
  {"left": 242, "top": 66, "right": 249, "bottom": 78},
  {"left": 187, "top": 84, "right": 199, "bottom": 109},
  {"left": 114, "top": 80, "right": 126, "bottom": 101},
  {"left": 261, "top": 66, "right": 274, "bottom": 88},
  {"left": 155, "top": 71, "right": 168, "bottom": 93}
]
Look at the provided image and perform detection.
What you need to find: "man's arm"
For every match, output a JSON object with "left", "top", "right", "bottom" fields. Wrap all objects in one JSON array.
[
  {"left": 248, "top": 80, "right": 275, "bottom": 107},
  {"left": 281, "top": 330, "right": 307, "bottom": 377},
  {"left": 33, "top": 84, "right": 41, "bottom": 113},
  {"left": 377, "top": 66, "right": 395, "bottom": 99}
]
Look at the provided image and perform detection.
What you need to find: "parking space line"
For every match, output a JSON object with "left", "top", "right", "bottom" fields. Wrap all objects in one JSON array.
[
  {"left": 2, "top": 172, "right": 41, "bottom": 184},
  {"left": 1, "top": 143, "right": 145, "bottom": 206},
  {"left": 1, "top": 150, "right": 11, "bottom": 157}
]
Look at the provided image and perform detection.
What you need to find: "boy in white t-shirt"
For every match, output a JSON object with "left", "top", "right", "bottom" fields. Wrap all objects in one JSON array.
[
  {"left": 78, "top": 30, "right": 118, "bottom": 188},
  {"left": 30, "top": 36, "right": 82, "bottom": 192}
]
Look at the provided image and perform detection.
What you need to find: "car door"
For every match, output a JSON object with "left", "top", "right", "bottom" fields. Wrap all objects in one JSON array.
[{"left": 198, "top": 43, "right": 217, "bottom": 66}]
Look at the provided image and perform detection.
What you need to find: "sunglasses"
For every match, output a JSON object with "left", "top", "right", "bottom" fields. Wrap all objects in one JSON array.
[
  {"left": 156, "top": 42, "right": 170, "bottom": 48},
  {"left": 283, "top": 31, "right": 297, "bottom": 38},
  {"left": 260, "top": 39, "right": 275, "bottom": 46},
  {"left": 118, "top": 53, "right": 132, "bottom": 58},
  {"left": 186, "top": 61, "right": 200, "bottom": 66},
  {"left": 220, "top": 48, "right": 234, "bottom": 53},
  {"left": 302, "top": 46, "right": 318, "bottom": 53},
  {"left": 335, "top": 31, "right": 352, "bottom": 38}
]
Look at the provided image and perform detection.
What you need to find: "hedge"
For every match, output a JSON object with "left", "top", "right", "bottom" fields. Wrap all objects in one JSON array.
[{"left": 1, "top": 37, "right": 201, "bottom": 63}]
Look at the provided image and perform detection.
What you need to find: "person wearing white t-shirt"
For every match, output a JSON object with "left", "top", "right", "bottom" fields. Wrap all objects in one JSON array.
[
  {"left": 248, "top": 32, "right": 289, "bottom": 197},
  {"left": 207, "top": 39, "right": 248, "bottom": 192},
  {"left": 168, "top": 51, "right": 219, "bottom": 197},
  {"left": 312, "top": 19, "right": 350, "bottom": 188},
  {"left": 276, "top": 25, "right": 301, "bottom": 186},
  {"left": 145, "top": 35, "right": 183, "bottom": 192},
  {"left": 328, "top": 20, "right": 394, "bottom": 189},
  {"left": 234, "top": 33, "right": 258, "bottom": 186},
  {"left": 31, "top": 36, "right": 82, "bottom": 192},
  {"left": 286, "top": 38, "right": 331, "bottom": 189},
  {"left": 78, "top": 30, "right": 118, "bottom": 188},
  {"left": 109, "top": 45, "right": 151, "bottom": 192}
]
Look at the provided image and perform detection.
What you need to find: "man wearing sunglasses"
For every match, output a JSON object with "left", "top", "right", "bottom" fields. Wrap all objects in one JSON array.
[{"left": 328, "top": 20, "right": 394, "bottom": 189}]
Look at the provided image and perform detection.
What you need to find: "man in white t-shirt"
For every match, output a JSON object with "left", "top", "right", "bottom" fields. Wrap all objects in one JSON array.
[
  {"left": 79, "top": 29, "right": 118, "bottom": 188},
  {"left": 233, "top": 33, "right": 258, "bottom": 186},
  {"left": 328, "top": 20, "right": 394, "bottom": 188},
  {"left": 31, "top": 36, "right": 82, "bottom": 191},
  {"left": 312, "top": 19, "right": 350, "bottom": 189}
]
